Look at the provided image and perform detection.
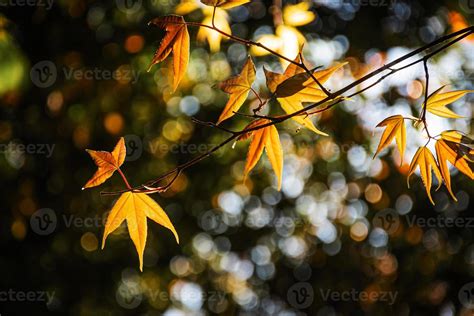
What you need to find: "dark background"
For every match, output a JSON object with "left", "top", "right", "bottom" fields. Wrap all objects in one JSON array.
[{"left": 1, "top": 0, "right": 474, "bottom": 315}]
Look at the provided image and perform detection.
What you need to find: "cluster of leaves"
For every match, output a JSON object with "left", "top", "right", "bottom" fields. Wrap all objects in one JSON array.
[
  {"left": 374, "top": 87, "right": 474, "bottom": 204},
  {"left": 82, "top": 0, "right": 474, "bottom": 270},
  {"left": 82, "top": 138, "right": 178, "bottom": 271}
]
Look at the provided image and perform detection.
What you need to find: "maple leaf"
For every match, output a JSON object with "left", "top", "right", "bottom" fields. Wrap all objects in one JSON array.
[
  {"left": 264, "top": 54, "right": 346, "bottom": 135},
  {"left": 197, "top": 8, "right": 231, "bottom": 52},
  {"left": 148, "top": 15, "right": 190, "bottom": 92},
  {"left": 407, "top": 147, "right": 443, "bottom": 205},
  {"left": 102, "top": 192, "right": 179, "bottom": 271},
  {"left": 217, "top": 57, "right": 256, "bottom": 124},
  {"left": 373, "top": 115, "right": 406, "bottom": 163},
  {"left": 83, "top": 138, "right": 126, "bottom": 190},
  {"left": 435, "top": 139, "right": 474, "bottom": 201},
  {"left": 423, "top": 86, "right": 474, "bottom": 119},
  {"left": 282, "top": 2, "right": 316, "bottom": 27},
  {"left": 440, "top": 130, "right": 474, "bottom": 145},
  {"left": 243, "top": 120, "right": 283, "bottom": 190},
  {"left": 250, "top": 3, "right": 315, "bottom": 67},
  {"left": 200, "top": 0, "right": 250, "bottom": 9}
]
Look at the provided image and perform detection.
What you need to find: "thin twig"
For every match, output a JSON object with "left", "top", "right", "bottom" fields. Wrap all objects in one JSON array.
[{"left": 105, "top": 23, "right": 474, "bottom": 195}]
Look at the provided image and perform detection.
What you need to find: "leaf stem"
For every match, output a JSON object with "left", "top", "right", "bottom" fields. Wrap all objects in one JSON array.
[{"left": 117, "top": 168, "right": 132, "bottom": 190}]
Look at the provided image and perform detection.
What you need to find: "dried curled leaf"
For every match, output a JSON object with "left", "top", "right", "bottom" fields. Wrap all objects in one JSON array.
[
  {"left": 244, "top": 120, "right": 283, "bottom": 190},
  {"left": 148, "top": 15, "right": 190, "bottom": 92},
  {"left": 83, "top": 138, "right": 126, "bottom": 190},
  {"left": 407, "top": 147, "right": 443, "bottom": 205},
  {"left": 217, "top": 57, "right": 256, "bottom": 124},
  {"left": 102, "top": 192, "right": 179, "bottom": 271},
  {"left": 374, "top": 115, "right": 406, "bottom": 163},
  {"left": 423, "top": 86, "right": 474, "bottom": 118},
  {"left": 201, "top": 0, "right": 249, "bottom": 9},
  {"left": 264, "top": 53, "right": 346, "bottom": 135}
]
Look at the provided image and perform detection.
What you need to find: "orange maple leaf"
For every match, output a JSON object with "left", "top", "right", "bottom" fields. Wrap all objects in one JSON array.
[
  {"left": 82, "top": 138, "right": 126, "bottom": 190},
  {"left": 148, "top": 15, "right": 190, "bottom": 92}
]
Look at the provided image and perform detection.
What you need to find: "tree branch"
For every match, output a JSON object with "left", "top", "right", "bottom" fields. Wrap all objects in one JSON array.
[{"left": 102, "top": 24, "right": 474, "bottom": 196}]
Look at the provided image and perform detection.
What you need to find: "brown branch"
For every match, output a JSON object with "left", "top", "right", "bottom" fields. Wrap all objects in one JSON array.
[{"left": 102, "top": 22, "right": 474, "bottom": 196}]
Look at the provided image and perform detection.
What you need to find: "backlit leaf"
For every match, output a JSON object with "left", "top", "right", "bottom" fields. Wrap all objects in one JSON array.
[
  {"left": 423, "top": 86, "right": 473, "bottom": 119},
  {"left": 217, "top": 57, "right": 256, "bottom": 124},
  {"left": 440, "top": 130, "right": 474, "bottom": 145},
  {"left": 407, "top": 147, "right": 443, "bottom": 205},
  {"left": 83, "top": 138, "right": 126, "bottom": 190},
  {"left": 283, "top": 2, "right": 315, "bottom": 27},
  {"left": 148, "top": 15, "right": 190, "bottom": 92},
  {"left": 435, "top": 140, "right": 474, "bottom": 200},
  {"left": 374, "top": 115, "right": 406, "bottom": 163},
  {"left": 244, "top": 120, "right": 283, "bottom": 190},
  {"left": 197, "top": 8, "right": 231, "bottom": 52},
  {"left": 102, "top": 192, "right": 179, "bottom": 271},
  {"left": 264, "top": 55, "right": 346, "bottom": 135}
]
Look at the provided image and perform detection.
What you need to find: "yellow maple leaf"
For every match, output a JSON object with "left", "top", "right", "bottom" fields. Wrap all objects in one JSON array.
[
  {"left": 217, "top": 57, "right": 256, "bottom": 124},
  {"left": 440, "top": 130, "right": 473, "bottom": 145},
  {"left": 83, "top": 138, "right": 126, "bottom": 190},
  {"left": 102, "top": 192, "right": 179, "bottom": 271},
  {"left": 250, "top": 2, "right": 313, "bottom": 67},
  {"left": 407, "top": 147, "right": 443, "bottom": 205},
  {"left": 264, "top": 54, "right": 346, "bottom": 135},
  {"left": 283, "top": 1, "right": 315, "bottom": 27},
  {"left": 251, "top": 25, "right": 306, "bottom": 67},
  {"left": 374, "top": 115, "right": 406, "bottom": 163},
  {"left": 435, "top": 139, "right": 474, "bottom": 201},
  {"left": 423, "top": 86, "right": 474, "bottom": 119},
  {"left": 197, "top": 7, "right": 231, "bottom": 52},
  {"left": 243, "top": 120, "right": 283, "bottom": 190},
  {"left": 148, "top": 15, "right": 190, "bottom": 92}
]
